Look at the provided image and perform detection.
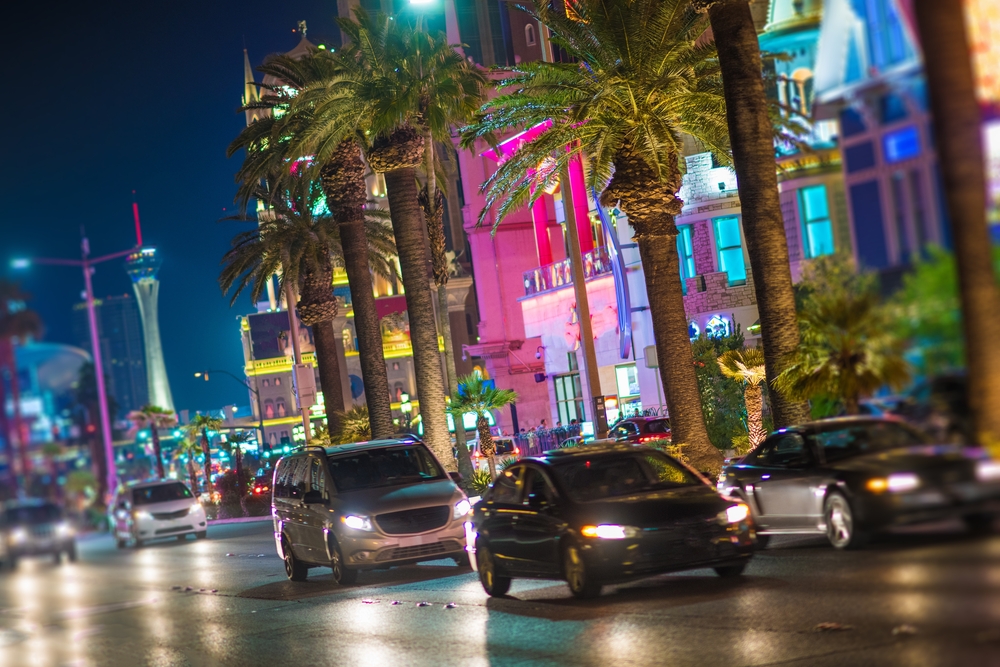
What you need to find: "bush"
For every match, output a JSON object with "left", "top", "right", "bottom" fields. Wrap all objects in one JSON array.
[{"left": 470, "top": 469, "right": 493, "bottom": 496}]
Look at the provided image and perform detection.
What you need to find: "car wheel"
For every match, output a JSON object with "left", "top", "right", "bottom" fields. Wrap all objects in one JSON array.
[
  {"left": 115, "top": 537, "right": 126, "bottom": 549},
  {"left": 753, "top": 533, "right": 771, "bottom": 549},
  {"left": 824, "top": 492, "right": 868, "bottom": 550},
  {"left": 328, "top": 539, "right": 357, "bottom": 585},
  {"left": 52, "top": 552, "right": 62, "bottom": 566},
  {"left": 563, "top": 543, "right": 602, "bottom": 599},
  {"left": 196, "top": 531, "right": 207, "bottom": 540},
  {"left": 282, "top": 537, "right": 308, "bottom": 582},
  {"left": 452, "top": 552, "right": 471, "bottom": 568},
  {"left": 963, "top": 513, "right": 996, "bottom": 535},
  {"left": 476, "top": 541, "right": 511, "bottom": 597},
  {"left": 714, "top": 562, "right": 747, "bottom": 577},
  {"left": 67, "top": 544, "right": 78, "bottom": 563}
]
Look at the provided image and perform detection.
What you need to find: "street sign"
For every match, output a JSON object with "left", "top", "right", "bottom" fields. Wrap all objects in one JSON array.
[{"left": 644, "top": 345, "right": 658, "bottom": 369}]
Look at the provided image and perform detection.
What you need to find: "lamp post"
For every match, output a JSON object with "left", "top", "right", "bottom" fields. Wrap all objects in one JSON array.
[
  {"left": 194, "top": 370, "right": 266, "bottom": 451},
  {"left": 12, "top": 233, "right": 136, "bottom": 500}
]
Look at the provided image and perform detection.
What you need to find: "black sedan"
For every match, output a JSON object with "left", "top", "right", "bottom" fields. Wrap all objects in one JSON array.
[
  {"left": 717, "top": 416, "right": 1000, "bottom": 549},
  {"left": 466, "top": 445, "right": 755, "bottom": 599}
]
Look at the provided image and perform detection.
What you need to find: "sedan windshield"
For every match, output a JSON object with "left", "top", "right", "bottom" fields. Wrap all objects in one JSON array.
[
  {"left": 6, "top": 505, "right": 61, "bottom": 525},
  {"left": 327, "top": 445, "right": 445, "bottom": 492},
  {"left": 132, "top": 483, "right": 193, "bottom": 505},
  {"left": 811, "top": 422, "right": 927, "bottom": 463},
  {"left": 553, "top": 452, "right": 700, "bottom": 502}
]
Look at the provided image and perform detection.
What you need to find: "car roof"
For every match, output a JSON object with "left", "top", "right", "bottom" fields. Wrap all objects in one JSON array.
[
  {"left": 125, "top": 479, "right": 188, "bottom": 489},
  {"left": 621, "top": 416, "right": 668, "bottom": 422},
  {"left": 283, "top": 436, "right": 425, "bottom": 459},
  {"left": 772, "top": 415, "right": 905, "bottom": 436},
  {"left": 526, "top": 443, "right": 651, "bottom": 463}
]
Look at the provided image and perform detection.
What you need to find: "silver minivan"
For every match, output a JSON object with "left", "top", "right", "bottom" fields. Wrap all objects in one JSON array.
[{"left": 272, "top": 438, "right": 470, "bottom": 584}]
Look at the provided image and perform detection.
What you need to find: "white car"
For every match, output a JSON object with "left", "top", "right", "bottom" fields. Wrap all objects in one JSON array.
[{"left": 111, "top": 480, "right": 207, "bottom": 548}]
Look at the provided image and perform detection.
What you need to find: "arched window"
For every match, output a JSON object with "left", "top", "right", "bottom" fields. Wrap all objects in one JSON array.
[
  {"left": 275, "top": 377, "right": 281, "bottom": 386},
  {"left": 262, "top": 378, "right": 270, "bottom": 387},
  {"left": 264, "top": 399, "right": 275, "bottom": 420},
  {"left": 276, "top": 397, "right": 286, "bottom": 418},
  {"left": 525, "top": 23, "right": 537, "bottom": 47},
  {"left": 342, "top": 326, "right": 356, "bottom": 352}
]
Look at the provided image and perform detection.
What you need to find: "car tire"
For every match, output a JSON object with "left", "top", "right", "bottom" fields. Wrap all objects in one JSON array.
[
  {"left": 476, "top": 541, "right": 511, "bottom": 597},
  {"left": 115, "top": 537, "right": 126, "bottom": 549},
  {"left": 563, "top": 543, "right": 602, "bottom": 599},
  {"left": 824, "top": 492, "right": 868, "bottom": 550},
  {"left": 67, "top": 545, "right": 78, "bottom": 563},
  {"left": 753, "top": 533, "right": 771, "bottom": 549},
  {"left": 963, "top": 513, "right": 996, "bottom": 535},
  {"left": 328, "top": 539, "right": 357, "bottom": 585},
  {"left": 52, "top": 552, "right": 62, "bottom": 566},
  {"left": 714, "top": 562, "right": 747, "bottom": 577},
  {"left": 282, "top": 537, "right": 308, "bottom": 582},
  {"left": 196, "top": 531, "right": 207, "bottom": 540},
  {"left": 452, "top": 552, "right": 471, "bottom": 568}
]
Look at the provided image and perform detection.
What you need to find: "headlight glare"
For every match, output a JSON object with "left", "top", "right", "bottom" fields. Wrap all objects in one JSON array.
[
  {"left": 453, "top": 499, "right": 472, "bottom": 519},
  {"left": 56, "top": 522, "right": 74, "bottom": 536},
  {"left": 867, "top": 473, "right": 920, "bottom": 493},
  {"left": 720, "top": 504, "right": 750, "bottom": 524},
  {"left": 580, "top": 524, "right": 637, "bottom": 539},
  {"left": 188, "top": 503, "right": 203, "bottom": 515},
  {"left": 10, "top": 528, "right": 28, "bottom": 543},
  {"left": 133, "top": 510, "right": 152, "bottom": 520},
  {"left": 342, "top": 515, "right": 373, "bottom": 531},
  {"left": 976, "top": 460, "right": 1000, "bottom": 482}
]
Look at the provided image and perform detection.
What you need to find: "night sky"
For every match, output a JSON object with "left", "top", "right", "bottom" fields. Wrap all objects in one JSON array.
[{"left": 1, "top": 0, "right": 342, "bottom": 414}]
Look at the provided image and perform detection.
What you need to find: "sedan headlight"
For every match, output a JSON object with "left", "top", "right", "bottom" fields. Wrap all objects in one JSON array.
[
  {"left": 10, "top": 527, "right": 28, "bottom": 543},
  {"left": 718, "top": 503, "right": 750, "bottom": 525},
  {"left": 342, "top": 515, "right": 374, "bottom": 532},
  {"left": 453, "top": 499, "right": 472, "bottom": 519},
  {"left": 133, "top": 510, "right": 153, "bottom": 520},
  {"left": 188, "top": 503, "right": 203, "bottom": 515},
  {"left": 867, "top": 472, "right": 920, "bottom": 493},
  {"left": 580, "top": 524, "right": 639, "bottom": 539},
  {"left": 976, "top": 460, "right": 1000, "bottom": 482}
]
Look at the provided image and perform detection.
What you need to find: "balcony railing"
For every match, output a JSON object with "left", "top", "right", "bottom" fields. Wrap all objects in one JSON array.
[{"left": 523, "top": 246, "right": 614, "bottom": 297}]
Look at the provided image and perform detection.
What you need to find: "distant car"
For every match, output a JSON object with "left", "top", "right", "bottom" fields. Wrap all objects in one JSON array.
[
  {"left": 252, "top": 475, "right": 272, "bottom": 496},
  {"left": 717, "top": 416, "right": 1000, "bottom": 549},
  {"left": 470, "top": 437, "right": 519, "bottom": 471},
  {"left": 272, "top": 438, "right": 470, "bottom": 584},
  {"left": 110, "top": 480, "right": 207, "bottom": 548},
  {"left": 608, "top": 416, "right": 672, "bottom": 444},
  {"left": 467, "top": 444, "right": 755, "bottom": 599},
  {"left": 2, "top": 500, "right": 76, "bottom": 567}
]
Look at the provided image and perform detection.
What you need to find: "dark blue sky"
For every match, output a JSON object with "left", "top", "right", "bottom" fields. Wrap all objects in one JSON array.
[{"left": 1, "top": 0, "right": 340, "bottom": 414}]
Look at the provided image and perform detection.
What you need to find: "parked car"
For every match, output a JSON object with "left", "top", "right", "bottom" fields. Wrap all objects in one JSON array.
[
  {"left": 1, "top": 500, "right": 76, "bottom": 567},
  {"left": 608, "top": 416, "right": 672, "bottom": 444},
  {"left": 470, "top": 437, "right": 519, "bottom": 472},
  {"left": 891, "top": 373, "right": 971, "bottom": 443},
  {"left": 467, "top": 444, "right": 755, "bottom": 599},
  {"left": 110, "top": 480, "right": 207, "bottom": 548},
  {"left": 717, "top": 416, "right": 1000, "bottom": 549},
  {"left": 252, "top": 475, "right": 272, "bottom": 496},
  {"left": 272, "top": 438, "right": 471, "bottom": 584}
]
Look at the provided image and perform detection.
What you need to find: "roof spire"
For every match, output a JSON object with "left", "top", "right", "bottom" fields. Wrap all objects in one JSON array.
[
  {"left": 242, "top": 49, "right": 261, "bottom": 127},
  {"left": 297, "top": 20, "right": 307, "bottom": 39}
]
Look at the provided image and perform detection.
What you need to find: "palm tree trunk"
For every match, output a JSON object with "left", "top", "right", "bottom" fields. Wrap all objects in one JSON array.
[
  {"left": 187, "top": 457, "right": 197, "bottom": 496},
  {"left": 151, "top": 428, "right": 165, "bottom": 479},
  {"left": 636, "top": 228, "right": 723, "bottom": 474},
  {"left": 913, "top": 1, "right": 1000, "bottom": 444},
  {"left": 311, "top": 320, "right": 345, "bottom": 434},
  {"left": 477, "top": 415, "right": 496, "bottom": 481},
  {"left": 235, "top": 446, "right": 247, "bottom": 516},
  {"left": 201, "top": 429, "right": 212, "bottom": 497},
  {"left": 706, "top": 0, "right": 811, "bottom": 429},
  {"left": 745, "top": 383, "right": 766, "bottom": 449},
  {"left": 321, "top": 142, "right": 395, "bottom": 439},
  {"left": 439, "top": 285, "right": 474, "bottom": 484},
  {"left": 382, "top": 166, "right": 453, "bottom": 469}
]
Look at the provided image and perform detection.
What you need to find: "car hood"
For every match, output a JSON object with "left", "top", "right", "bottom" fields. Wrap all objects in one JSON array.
[
  {"left": 829, "top": 444, "right": 985, "bottom": 474},
  {"left": 339, "top": 479, "right": 462, "bottom": 515},
  {"left": 568, "top": 484, "right": 734, "bottom": 527},
  {"left": 134, "top": 499, "right": 200, "bottom": 513}
]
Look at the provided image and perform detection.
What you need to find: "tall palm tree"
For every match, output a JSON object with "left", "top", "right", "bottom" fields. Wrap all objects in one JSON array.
[
  {"left": 911, "top": 1, "right": 1000, "bottom": 445},
  {"left": 185, "top": 413, "right": 223, "bottom": 495},
  {"left": 447, "top": 374, "right": 518, "bottom": 481},
  {"left": 230, "top": 52, "right": 397, "bottom": 440},
  {"left": 0, "top": 280, "right": 42, "bottom": 488},
  {"left": 461, "top": 0, "right": 731, "bottom": 474},
  {"left": 220, "top": 178, "right": 396, "bottom": 434},
  {"left": 691, "top": 0, "right": 810, "bottom": 429},
  {"left": 173, "top": 437, "right": 201, "bottom": 497},
  {"left": 774, "top": 291, "right": 911, "bottom": 415},
  {"left": 220, "top": 430, "right": 253, "bottom": 515},
  {"left": 128, "top": 405, "right": 177, "bottom": 480},
  {"left": 718, "top": 347, "right": 767, "bottom": 450}
]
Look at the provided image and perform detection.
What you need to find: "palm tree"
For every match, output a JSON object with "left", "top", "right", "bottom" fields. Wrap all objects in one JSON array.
[
  {"left": 173, "top": 437, "right": 201, "bottom": 497},
  {"left": 333, "top": 405, "right": 372, "bottom": 444},
  {"left": 447, "top": 374, "right": 518, "bottom": 481},
  {"left": 185, "top": 413, "right": 223, "bottom": 495},
  {"left": 691, "top": 0, "right": 810, "bottom": 429},
  {"left": 128, "top": 405, "right": 178, "bottom": 480},
  {"left": 774, "top": 291, "right": 911, "bottom": 415},
  {"left": 229, "top": 52, "right": 397, "bottom": 440},
  {"left": 911, "top": 1, "right": 1000, "bottom": 445},
  {"left": 0, "top": 280, "right": 43, "bottom": 489},
  {"left": 220, "top": 178, "right": 396, "bottom": 435},
  {"left": 718, "top": 347, "right": 767, "bottom": 450},
  {"left": 461, "top": 0, "right": 730, "bottom": 474},
  {"left": 220, "top": 430, "right": 253, "bottom": 515}
]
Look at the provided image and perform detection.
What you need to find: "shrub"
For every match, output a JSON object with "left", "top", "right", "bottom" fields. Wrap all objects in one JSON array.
[{"left": 470, "top": 469, "right": 493, "bottom": 496}]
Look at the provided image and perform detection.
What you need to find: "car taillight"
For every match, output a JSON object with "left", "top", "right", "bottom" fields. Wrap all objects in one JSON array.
[
  {"left": 473, "top": 450, "right": 480, "bottom": 458},
  {"left": 254, "top": 486, "right": 262, "bottom": 494},
  {"left": 514, "top": 447, "right": 520, "bottom": 455}
]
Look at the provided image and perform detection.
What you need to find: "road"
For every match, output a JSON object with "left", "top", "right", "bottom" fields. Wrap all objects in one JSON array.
[{"left": 0, "top": 519, "right": 998, "bottom": 667}]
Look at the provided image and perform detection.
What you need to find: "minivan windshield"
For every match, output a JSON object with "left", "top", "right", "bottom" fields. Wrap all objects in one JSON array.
[
  {"left": 553, "top": 451, "right": 701, "bottom": 502},
  {"left": 6, "top": 504, "right": 61, "bottom": 525},
  {"left": 327, "top": 445, "right": 445, "bottom": 492},
  {"left": 810, "top": 422, "right": 927, "bottom": 463},
  {"left": 132, "top": 482, "right": 193, "bottom": 505}
]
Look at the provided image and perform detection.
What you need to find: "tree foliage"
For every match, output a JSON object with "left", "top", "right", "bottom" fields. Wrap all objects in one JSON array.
[{"left": 692, "top": 328, "right": 747, "bottom": 450}]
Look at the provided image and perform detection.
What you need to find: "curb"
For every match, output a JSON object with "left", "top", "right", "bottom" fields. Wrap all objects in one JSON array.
[{"left": 207, "top": 516, "right": 272, "bottom": 525}]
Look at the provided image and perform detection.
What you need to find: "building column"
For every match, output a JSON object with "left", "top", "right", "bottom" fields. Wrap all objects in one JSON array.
[
  {"left": 568, "top": 154, "right": 594, "bottom": 255},
  {"left": 531, "top": 188, "right": 553, "bottom": 266}
]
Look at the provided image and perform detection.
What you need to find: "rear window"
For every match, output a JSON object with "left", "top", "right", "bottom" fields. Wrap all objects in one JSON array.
[
  {"left": 6, "top": 505, "right": 61, "bottom": 525},
  {"left": 553, "top": 452, "right": 700, "bottom": 502},
  {"left": 811, "top": 422, "right": 927, "bottom": 463},
  {"left": 645, "top": 420, "right": 670, "bottom": 434},
  {"left": 327, "top": 445, "right": 445, "bottom": 492},
  {"left": 132, "top": 483, "right": 193, "bottom": 505}
]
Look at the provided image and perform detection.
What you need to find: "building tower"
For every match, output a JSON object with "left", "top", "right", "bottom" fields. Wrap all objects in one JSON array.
[{"left": 125, "top": 247, "right": 174, "bottom": 411}]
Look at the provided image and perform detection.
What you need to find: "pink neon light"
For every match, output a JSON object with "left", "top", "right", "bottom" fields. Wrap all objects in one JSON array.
[
  {"left": 480, "top": 120, "right": 554, "bottom": 162},
  {"left": 132, "top": 192, "right": 143, "bottom": 247}
]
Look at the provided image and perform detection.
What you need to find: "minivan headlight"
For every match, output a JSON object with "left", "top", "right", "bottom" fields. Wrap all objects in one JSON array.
[
  {"left": 342, "top": 515, "right": 373, "bottom": 531},
  {"left": 56, "top": 522, "right": 74, "bottom": 536},
  {"left": 453, "top": 499, "right": 472, "bottom": 519},
  {"left": 10, "top": 527, "right": 28, "bottom": 543}
]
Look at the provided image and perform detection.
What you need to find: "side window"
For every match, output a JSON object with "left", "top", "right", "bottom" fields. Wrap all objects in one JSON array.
[
  {"left": 765, "top": 435, "right": 811, "bottom": 467},
  {"left": 491, "top": 467, "right": 523, "bottom": 504},
  {"left": 275, "top": 459, "right": 295, "bottom": 499},
  {"left": 310, "top": 458, "right": 327, "bottom": 497},
  {"left": 522, "top": 468, "right": 556, "bottom": 508},
  {"left": 646, "top": 420, "right": 670, "bottom": 434},
  {"left": 291, "top": 458, "right": 310, "bottom": 499},
  {"left": 612, "top": 423, "right": 637, "bottom": 438},
  {"left": 742, "top": 440, "right": 775, "bottom": 467}
]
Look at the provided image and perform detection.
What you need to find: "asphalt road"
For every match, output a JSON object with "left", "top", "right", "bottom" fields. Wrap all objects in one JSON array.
[{"left": 1, "top": 519, "right": 998, "bottom": 667}]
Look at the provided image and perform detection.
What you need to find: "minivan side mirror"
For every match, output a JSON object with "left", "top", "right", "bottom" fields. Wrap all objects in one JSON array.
[
  {"left": 303, "top": 490, "right": 326, "bottom": 505},
  {"left": 448, "top": 471, "right": 463, "bottom": 484}
]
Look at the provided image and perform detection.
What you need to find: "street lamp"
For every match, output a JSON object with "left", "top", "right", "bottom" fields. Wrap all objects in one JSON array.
[
  {"left": 195, "top": 369, "right": 266, "bottom": 451},
  {"left": 12, "top": 233, "right": 137, "bottom": 499}
]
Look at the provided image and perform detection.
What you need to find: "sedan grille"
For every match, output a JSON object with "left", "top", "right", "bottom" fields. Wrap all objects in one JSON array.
[
  {"left": 375, "top": 506, "right": 450, "bottom": 535},
  {"left": 154, "top": 525, "right": 193, "bottom": 535},
  {"left": 152, "top": 509, "right": 190, "bottom": 521},
  {"left": 31, "top": 525, "right": 54, "bottom": 537},
  {"left": 376, "top": 540, "right": 461, "bottom": 562}
]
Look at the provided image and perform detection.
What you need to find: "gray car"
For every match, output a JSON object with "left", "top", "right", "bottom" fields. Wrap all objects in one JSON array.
[{"left": 272, "top": 438, "right": 471, "bottom": 584}]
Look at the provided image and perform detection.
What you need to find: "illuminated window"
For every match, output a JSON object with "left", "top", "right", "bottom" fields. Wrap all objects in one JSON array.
[
  {"left": 615, "top": 365, "right": 640, "bottom": 398},
  {"left": 677, "top": 226, "right": 695, "bottom": 294},
  {"left": 276, "top": 397, "right": 286, "bottom": 418},
  {"left": 554, "top": 374, "right": 584, "bottom": 424},
  {"left": 799, "top": 185, "right": 835, "bottom": 258},
  {"left": 713, "top": 216, "right": 747, "bottom": 285}
]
